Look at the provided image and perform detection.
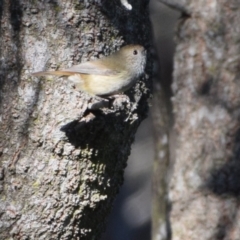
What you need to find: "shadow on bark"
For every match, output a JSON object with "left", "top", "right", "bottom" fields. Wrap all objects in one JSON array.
[
  {"left": 205, "top": 128, "right": 240, "bottom": 239},
  {"left": 0, "top": 0, "right": 40, "bottom": 147},
  {"left": 59, "top": 106, "right": 141, "bottom": 239},
  {"left": 9, "top": 0, "right": 23, "bottom": 85},
  {"left": 197, "top": 74, "right": 240, "bottom": 197},
  {"left": 101, "top": 0, "right": 151, "bottom": 47},
  {"left": 0, "top": 0, "right": 23, "bottom": 104},
  {"left": 206, "top": 127, "right": 240, "bottom": 197},
  {"left": 61, "top": 108, "right": 137, "bottom": 155}
]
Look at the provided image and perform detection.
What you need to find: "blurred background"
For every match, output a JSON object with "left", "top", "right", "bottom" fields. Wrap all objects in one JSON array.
[{"left": 101, "top": 1, "right": 179, "bottom": 239}]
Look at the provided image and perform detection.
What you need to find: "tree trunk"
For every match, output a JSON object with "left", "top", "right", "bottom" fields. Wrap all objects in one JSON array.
[
  {"left": 153, "top": 0, "right": 240, "bottom": 240},
  {"left": 0, "top": 0, "right": 152, "bottom": 239}
]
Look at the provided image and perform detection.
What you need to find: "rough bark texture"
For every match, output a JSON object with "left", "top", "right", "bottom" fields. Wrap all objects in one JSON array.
[
  {"left": 0, "top": 0, "right": 152, "bottom": 239},
  {"left": 153, "top": 0, "right": 240, "bottom": 240}
]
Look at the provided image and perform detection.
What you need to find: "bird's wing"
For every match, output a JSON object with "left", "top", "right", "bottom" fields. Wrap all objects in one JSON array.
[
  {"left": 62, "top": 61, "right": 119, "bottom": 76},
  {"left": 32, "top": 61, "right": 120, "bottom": 77}
]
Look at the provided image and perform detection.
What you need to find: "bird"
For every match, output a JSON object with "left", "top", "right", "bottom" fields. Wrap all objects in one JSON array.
[{"left": 32, "top": 45, "right": 147, "bottom": 96}]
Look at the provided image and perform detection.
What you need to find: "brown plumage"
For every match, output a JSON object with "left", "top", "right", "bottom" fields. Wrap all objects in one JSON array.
[{"left": 32, "top": 45, "right": 147, "bottom": 96}]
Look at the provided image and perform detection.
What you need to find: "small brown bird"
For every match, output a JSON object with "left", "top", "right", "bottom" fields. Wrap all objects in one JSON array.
[{"left": 32, "top": 45, "right": 147, "bottom": 96}]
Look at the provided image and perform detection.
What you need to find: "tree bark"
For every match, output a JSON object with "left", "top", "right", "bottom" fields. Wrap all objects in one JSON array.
[
  {"left": 0, "top": 0, "right": 152, "bottom": 239},
  {"left": 153, "top": 0, "right": 240, "bottom": 240}
]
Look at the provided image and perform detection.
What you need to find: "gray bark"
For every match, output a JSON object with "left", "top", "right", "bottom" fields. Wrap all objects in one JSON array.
[
  {"left": 153, "top": 0, "right": 240, "bottom": 240},
  {"left": 0, "top": 0, "right": 152, "bottom": 239}
]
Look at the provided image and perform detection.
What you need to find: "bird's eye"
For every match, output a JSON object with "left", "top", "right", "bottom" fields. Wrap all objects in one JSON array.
[{"left": 133, "top": 50, "right": 138, "bottom": 55}]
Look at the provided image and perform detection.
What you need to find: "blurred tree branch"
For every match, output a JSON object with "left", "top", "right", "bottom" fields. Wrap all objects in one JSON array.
[{"left": 153, "top": 0, "right": 240, "bottom": 239}]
